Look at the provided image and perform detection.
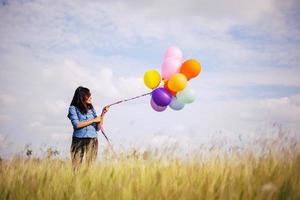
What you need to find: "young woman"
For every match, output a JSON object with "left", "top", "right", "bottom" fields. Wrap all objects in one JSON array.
[{"left": 67, "top": 86, "right": 109, "bottom": 171}]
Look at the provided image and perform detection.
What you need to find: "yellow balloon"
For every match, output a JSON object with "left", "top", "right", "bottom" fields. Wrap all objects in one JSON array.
[
  {"left": 168, "top": 73, "right": 187, "bottom": 92},
  {"left": 144, "top": 70, "right": 161, "bottom": 89}
]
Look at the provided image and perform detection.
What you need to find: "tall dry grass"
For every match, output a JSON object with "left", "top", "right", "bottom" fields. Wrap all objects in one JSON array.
[
  {"left": 0, "top": 126, "right": 300, "bottom": 200},
  {"left": 0, "top": 135, "right": 300, "bottom": 199}
]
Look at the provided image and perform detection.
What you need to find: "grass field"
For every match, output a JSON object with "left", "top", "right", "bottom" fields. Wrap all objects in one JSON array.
[{"left": 1, "top": 141, "right": 300, "bottom": 200}]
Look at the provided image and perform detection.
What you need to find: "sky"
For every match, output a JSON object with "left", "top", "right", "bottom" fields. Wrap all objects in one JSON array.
[{"left": 0, "top": 0, "right": 300, "bottom": 158}]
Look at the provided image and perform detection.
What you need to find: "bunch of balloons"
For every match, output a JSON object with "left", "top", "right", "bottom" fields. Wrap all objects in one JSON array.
[{"left": 144, "top": 46, "right": 202, "bottom": 112}]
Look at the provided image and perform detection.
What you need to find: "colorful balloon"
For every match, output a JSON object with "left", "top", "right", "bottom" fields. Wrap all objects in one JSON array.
[
  {"left": 163, "top": 80, "right": 177, "bottom": 97},
  {"left": 151, "top": 87, "right": 172, "bottom": 107},
  {"left": 164, "top": 46, "right": 183, "bottom": 61},
  {"left": 142, "top": 47, "right": 201, "bottom": 112},
  {"left": 150, "top": 98, "right": 167, "bottom": 112},
  {"left": 176, "top": 87, "right": 196, "bottom": 104},
  {"left": 169, "top": 97, "right": 184, "bottom": 111},
  {"left": 167, "top": 73, "right": 187, "bottom": 92},
  {"left": 161, "top": 57, "right": 181, "bottom": 80},
  {"left": 180, "top": 59, "right": 201, "bottom": 80},
  {"left": 144, "top": 70, "right": 161, "bottom": 89}
]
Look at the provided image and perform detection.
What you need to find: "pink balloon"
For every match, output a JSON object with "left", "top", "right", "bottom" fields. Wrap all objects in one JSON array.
[
  {"left": 150, "top": 98, "right": 167, "bottom": 112},
  {"left": 164, "top": 46, "right": 183, "bottom": 61},
  {"left": 161, "top": 57, "right": 181, "bottom": 80}
]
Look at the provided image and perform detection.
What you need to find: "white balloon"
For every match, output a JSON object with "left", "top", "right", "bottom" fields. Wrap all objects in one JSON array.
[
  {"left": 176, "top": 87, "right": 196, "bottom": 104},
  {"left": 169, "top": 97, "right": 185, "bottom": 111}
]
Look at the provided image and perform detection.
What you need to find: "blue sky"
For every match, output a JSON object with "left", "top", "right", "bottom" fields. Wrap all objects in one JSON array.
[{"left": 0, "top": 0, "right": 299, "bottom": 158}]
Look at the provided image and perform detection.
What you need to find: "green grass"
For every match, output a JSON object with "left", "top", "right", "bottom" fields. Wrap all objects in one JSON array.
[{"left": 1, "top": 145, "right": 300, "bottom": 200}]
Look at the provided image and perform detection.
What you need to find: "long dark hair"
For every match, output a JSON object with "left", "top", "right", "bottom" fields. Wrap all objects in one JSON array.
[{"left": 70, "top": 86, "right": 94, "bottom": 114}]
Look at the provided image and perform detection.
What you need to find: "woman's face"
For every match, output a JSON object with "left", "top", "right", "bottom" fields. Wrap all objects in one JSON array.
[{"left": 84, "top": 95, "right": 92, "bottom": 105}]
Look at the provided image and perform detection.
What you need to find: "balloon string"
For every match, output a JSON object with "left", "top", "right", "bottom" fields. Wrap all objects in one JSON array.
[
  {"left": 99, "top": 125, "right": 117, "bottom": 158},
  {"left": 106, "top": 92, "right": 152, "bottom": 107},
  {"left": 99, "top": 91, "right": 152, "bottom": 158}
]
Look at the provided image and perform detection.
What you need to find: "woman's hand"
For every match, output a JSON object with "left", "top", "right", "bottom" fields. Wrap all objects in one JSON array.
[
  {"left": 101, "top": 106, "right": 110, "bottom": 116},
  {"left": 94, "top": 115, "right": 103, "bottom": 131},
  {"left": 93, "top": 116, "right": 103, "bottom": 123},
  {"left": 77, "top": 116, "right": 102, "bottom": 129}
]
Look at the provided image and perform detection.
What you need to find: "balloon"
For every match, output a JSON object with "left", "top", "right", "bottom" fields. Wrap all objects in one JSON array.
[
  {"left": 163, "top": 80, "right": 177, "bottom": 96},
  {"left": 164, "top": 46, "right": 183, "bottom": 61},
  {"left": 150, "top": 98, "right": 167, "bottom": 112},
  {"left": 168, "top": 73, "right": 187, "bottom": 92},
  {"left": 169, "top": 97, "right": 184, "bottom": 111},
  {"left": 176, "top": 87, "right": 196, "bottom": 104},
  {"left": 144, "top": 70, "right": 161, "bottom": 89},
  {"left": 180, "top": 59, "right": 201, "bottom": 80},
  {"left": 161, "top": 57, "right": 181, "bottom": 80},
  {"left": 151, "top": 87, "right": 172, "bottom": 107}
]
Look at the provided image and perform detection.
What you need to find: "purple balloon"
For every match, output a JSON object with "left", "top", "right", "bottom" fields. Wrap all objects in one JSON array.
[
  {"left": 151, "top": 87, "right": 172, "bottom": 106},
  {"left": 150, "top": 98, "right": 167, "bottom": 112}
]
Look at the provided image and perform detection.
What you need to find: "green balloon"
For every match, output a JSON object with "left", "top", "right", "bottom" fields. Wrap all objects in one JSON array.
[{"left": 176, "top": 87, "right": 196, "bottom": 104}]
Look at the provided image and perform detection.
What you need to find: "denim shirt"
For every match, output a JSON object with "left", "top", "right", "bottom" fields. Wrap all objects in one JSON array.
[{"left": 67, "top": 105, "right": 98, "bottom": 138}]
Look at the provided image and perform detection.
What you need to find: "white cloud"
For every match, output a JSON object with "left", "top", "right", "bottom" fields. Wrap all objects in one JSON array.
[
  {"left": 260, "top": 94, "right": 300, "bottom": 123},
  {"left": 0, "top": 94, "right": 16, "bottom": 106},
  {"left": 0, "top": 115, "right": 12, "bottom": 122},
  {"left": 51, "top": 133, "right": 71, "bottom": 141},
  {"left": 200, "top": 67, "right": 300, "bottom": 89},
  {"left": 0, "top": 134, "right": 12, "bottom": 154},
  {"left": 41, "top": 58, "right": 146, "bottom": 99},
  {"left": 290, "top": 93, "right": 300, "bottom": 106}
]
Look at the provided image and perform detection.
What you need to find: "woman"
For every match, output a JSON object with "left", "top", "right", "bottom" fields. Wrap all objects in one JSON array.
[{"left": 67, "top": 86, "right": 109, "bottom": 171}]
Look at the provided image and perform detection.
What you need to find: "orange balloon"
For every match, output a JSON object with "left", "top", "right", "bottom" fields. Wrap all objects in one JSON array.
[
  {"left": 180, "top": 59, "right": 201, "bottom": 80},
  {"left": 164, "top": 80, "right": 177, "bottom": 96},
  {"left": 168, "top": 73, "right": 187, "bottom": 92}
]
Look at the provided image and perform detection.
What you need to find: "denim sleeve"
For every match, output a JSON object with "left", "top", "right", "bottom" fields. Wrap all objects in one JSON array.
[{"left": 67, "top": 106, "right": 79, "bottom": 129}]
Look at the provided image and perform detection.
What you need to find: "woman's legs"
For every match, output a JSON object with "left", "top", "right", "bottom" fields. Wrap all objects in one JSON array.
[
  {"left": 85, "top": 138, "right": 98, "bottom": 166},
  {"left": 70, "top": 137, "right": 85, "bottom": 172},
  {"left": 71, "top": 137, "right": 98, "bottom": 171}
]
